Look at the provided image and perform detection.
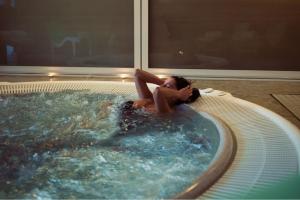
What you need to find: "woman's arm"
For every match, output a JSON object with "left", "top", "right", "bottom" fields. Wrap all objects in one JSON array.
[
  {"left": 155, "top": 86, "right": 193, "bottom": 103},
  {"left": 153, "top": 87, "right": 173, "bottom": 113},
  {"left": 134, "top": 69, "right": 164, "bottom": 99},
  {"left": 153, "top": 86, "right": 193, "bottom": 114},
  {"left": 135, "top": 69, "right": 164, "bottom": 85}
]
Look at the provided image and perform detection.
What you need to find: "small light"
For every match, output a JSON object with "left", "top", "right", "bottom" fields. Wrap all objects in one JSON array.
[
  {"left": 119, "top": 74, "right": 129, "bottom": 79},
  {"left": 157, "top": 74, "right": 167, "bottom": 79},
  {"left": 48, "top": 72, "right": 57, "bottom": 77}
]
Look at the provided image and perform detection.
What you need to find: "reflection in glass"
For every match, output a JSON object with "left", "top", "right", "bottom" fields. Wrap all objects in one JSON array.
[
  {"left": 149, "top": 0, "right": 300, "bottom": 70},
  {"left": 6, "top": 44, "right": 16, "bottom": 65},
  {"left": 0, "top": 0, "right": 134, "bottom": 67}
]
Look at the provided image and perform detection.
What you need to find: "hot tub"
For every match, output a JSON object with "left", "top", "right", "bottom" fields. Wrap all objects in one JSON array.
[{"left": 0, "top": 81, "right": 235, "bottom": 199}]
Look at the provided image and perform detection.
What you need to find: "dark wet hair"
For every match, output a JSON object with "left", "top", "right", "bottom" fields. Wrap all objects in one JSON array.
[
  {"left": 174, "top": 88, "right": 201, "bottom": 105},
  {"left": 185, "top": 88, "right": 201, "bottom": 103},
  {"left": 171, "top": 76, "right": 190, "bottom": 90},
  {"left": 171, "top": 76, "right": 201, "bottom": 105}
]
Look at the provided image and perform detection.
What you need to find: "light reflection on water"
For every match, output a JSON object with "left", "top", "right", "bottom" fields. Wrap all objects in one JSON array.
[{"left": 0, "top": 91, "right": 219, "bottom": 199}]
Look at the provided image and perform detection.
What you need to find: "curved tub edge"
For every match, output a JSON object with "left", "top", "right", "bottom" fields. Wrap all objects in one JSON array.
[{"left": 174, "top": 111, "right": 237, "bottom": 199}]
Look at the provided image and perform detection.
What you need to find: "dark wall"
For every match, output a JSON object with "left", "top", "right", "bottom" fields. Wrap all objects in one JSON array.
[
  {"left": 1, "top": 0, "right": 299, "bottom": 71},
  {"left": 0, "top": 0, "right": 134, "bottom": 67},
  {"left": 149, "top": 0, "right": 300, "bottom": 71}
]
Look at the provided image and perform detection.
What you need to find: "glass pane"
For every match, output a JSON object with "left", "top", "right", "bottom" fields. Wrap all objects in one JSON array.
[
  {"left": 149, "top": 0, "right": 300, "bottom": 70},
  {"left": 0, "top": 0, "right": 134, "bottom": 67}
]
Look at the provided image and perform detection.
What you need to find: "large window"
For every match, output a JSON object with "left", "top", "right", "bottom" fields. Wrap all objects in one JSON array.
[
  {"left": 148, "top": 0, "right": 300, "bottom": 71},
  {"left": 1, "top": 0, "right": 300, "bottom": 78},
  {"left": 0, "top": 0, "right": 134, "bottom": 68}
]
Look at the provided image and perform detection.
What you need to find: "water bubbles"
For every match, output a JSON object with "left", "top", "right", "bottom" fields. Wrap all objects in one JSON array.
[
  {"left": 0, "top": 91, "right": 219, "bottom": 199},
  {"left": 33, "top": 153, "right": 38, "bottom": 160},
  {"left": 1, "top": 99, "right": 8, "bottom": 107},
  {"left": 64, "top": 95, "right": 71, "bottom": 101},
  {"left": 83, "top": 100, "right": 89, "bottom": 105},
  {"left": 75, "top": 115, "right": 82, "bottom": 121},
  {"left": 97, "top": 155, "right": 107, "bottom": 163},
  {"left": 45, "top": 100, "right": 52, "bottom": 106},
  {"left": 28, "top": 125, "right": 37, "bottom": 131},
  {"left": 33, "top": 190, "right": 52, "bottom": 200},
  {"left": 137, "top": 162, "right": 152, "bottom": 171},
  {"left": 191, "top": 143, "right": 203, "bottom": 149}
]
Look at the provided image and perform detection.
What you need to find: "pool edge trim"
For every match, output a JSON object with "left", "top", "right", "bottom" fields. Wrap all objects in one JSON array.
[
  {"left": 231, "top": 96, "right": 300, "bottom": 173},
  {"left": 174, "top": 112, "right": 237, "bottom": 199}
]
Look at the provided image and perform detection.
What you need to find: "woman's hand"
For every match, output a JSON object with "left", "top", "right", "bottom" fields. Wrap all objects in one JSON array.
[
  {"left": 133, "top": 99, "right": 153, "bottom": 109},
  {"left": 177, "top": 86, "right": 193, "bottom": 101}
]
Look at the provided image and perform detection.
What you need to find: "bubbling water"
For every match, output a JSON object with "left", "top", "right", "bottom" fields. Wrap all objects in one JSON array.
[{"left": 0, "top": 91, "right": 219, "bottom": 199}]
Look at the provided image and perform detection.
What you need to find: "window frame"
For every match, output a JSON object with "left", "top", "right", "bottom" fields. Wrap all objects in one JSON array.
[
  {"left": 142, "top": 0, "right": 300, "bottom": 79},
  {"left": 0, "top": 0, "right": 141, "bottom": 77},
  {"left": 0, "top": 0, "right": 299, "bottom": 79}
]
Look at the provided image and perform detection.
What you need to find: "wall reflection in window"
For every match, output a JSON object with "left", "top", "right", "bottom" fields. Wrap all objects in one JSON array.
[
  {"left": 149, "top": 0, "right": 300, "bottom": 71},
  {"left": 0, "top": 0, "right": 134, "bottom": 67},
  {"left": 0, "top": 0, "right": 16, "bottom": 8},
  {"left": 6, "top": 44, "right": 16, "bottom": 65}
]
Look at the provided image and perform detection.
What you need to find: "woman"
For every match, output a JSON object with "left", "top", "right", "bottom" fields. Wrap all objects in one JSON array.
[
  {"left": 118, "top": 69, "right": 200, "bottom": 133},
  {"left": 126, "top": 69, "right": 200, "bottom": 113}
]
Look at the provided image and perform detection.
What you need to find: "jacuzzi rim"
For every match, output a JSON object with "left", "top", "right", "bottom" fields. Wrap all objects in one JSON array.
[
  {"left": 0, "top": 80, "right": 237, "bottom": 199},
  {"left": 174, "top": 111, "right": 236, "bottom": 199}
]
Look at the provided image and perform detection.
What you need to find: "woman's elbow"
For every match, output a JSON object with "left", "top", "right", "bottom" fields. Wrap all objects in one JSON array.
[
  {"left": 153, "top": 87, "right": 161, "bottom": 97},
  {"left": 134, "top": 69, "right": 141, "bottom": 78}
]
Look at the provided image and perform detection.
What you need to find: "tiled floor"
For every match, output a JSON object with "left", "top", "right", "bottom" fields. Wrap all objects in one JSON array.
[
  {"left": 192, "top": 79, "right": 300, "bottom": 129},
  {"left": 1, "top": 75, "right": 300, "bottom": 129}
]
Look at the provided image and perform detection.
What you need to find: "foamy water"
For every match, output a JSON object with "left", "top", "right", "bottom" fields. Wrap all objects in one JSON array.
[{"left": 0, "top": 91, "right": 219, "bottom": 199}]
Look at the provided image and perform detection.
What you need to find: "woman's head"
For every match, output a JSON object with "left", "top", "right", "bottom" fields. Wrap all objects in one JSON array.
[
  {"left": 171, "top": 76, "right": 191, "bottom": 90},
  {"left": 185, "top": 88, "right": 201, "bottom": 103},
  {"left": 163, "top": 76, "right": 200, "bottom": 104},
  {"left": 162, "top": 76, "right": 190, "bottom": 90}
]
